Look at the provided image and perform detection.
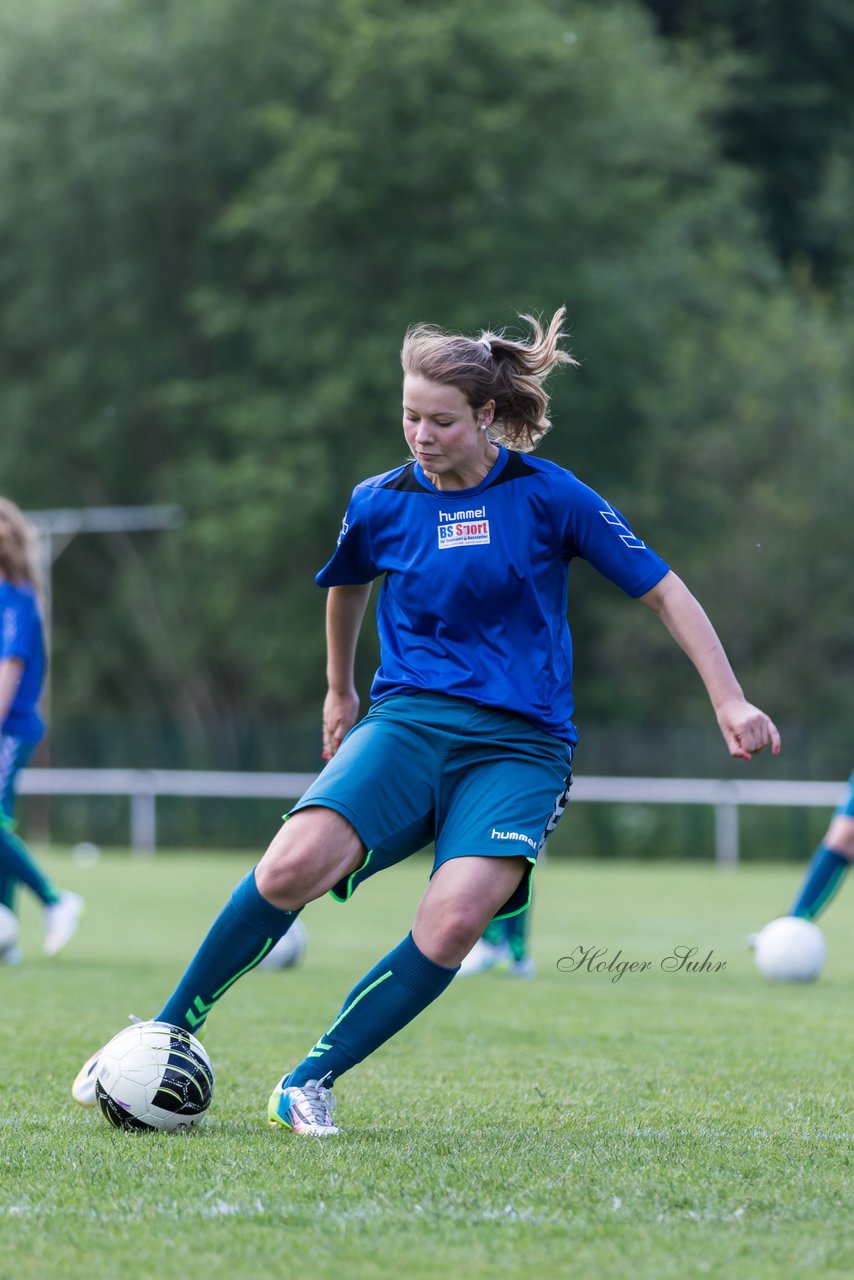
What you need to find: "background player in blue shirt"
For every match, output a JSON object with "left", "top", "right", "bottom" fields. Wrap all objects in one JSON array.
[
  {"left": 73, "top": 309, "right": 780, "bottom": 1131},
  {"left": 0, "top": 498, "right": 83, "bottom": 961}
]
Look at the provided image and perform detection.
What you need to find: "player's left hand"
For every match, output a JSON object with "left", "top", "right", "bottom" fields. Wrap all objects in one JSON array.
[{"left": 716, "top": 699, "right": 781, "bottom": 760}]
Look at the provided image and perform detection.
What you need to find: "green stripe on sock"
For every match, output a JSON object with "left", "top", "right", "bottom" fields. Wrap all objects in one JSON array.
[
  {"left": 306, "top": 969, "right": 393, "bottom": 1058},
  {"left": 804, "top": 865, "right": 847, "bottom": 919},
  {"left": 212, "top": 938, "right": 274, "bottom": 998}
]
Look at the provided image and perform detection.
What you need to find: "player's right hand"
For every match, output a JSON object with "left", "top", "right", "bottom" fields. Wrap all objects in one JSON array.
[
  {"left": 715, "top": 698, "right": 781, "bottom": 760},
  {"left": 322, "top": 688, "right": 360, "bottom": 760}
]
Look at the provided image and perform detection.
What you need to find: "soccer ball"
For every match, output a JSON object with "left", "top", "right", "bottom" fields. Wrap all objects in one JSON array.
[
  {"left": 95, "top": 1020, "right": 214, "bottom": 1131},
  {"left": 0, "top": 904, "right": 19, "bottom": 959},
  {"left": 753, "top": 916, "right": 826, "bottom": 983},
  {"left": 257, "top": 919, "right": 308, "bottom": 970}
]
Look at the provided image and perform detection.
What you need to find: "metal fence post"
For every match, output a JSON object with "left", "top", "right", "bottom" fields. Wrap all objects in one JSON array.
[
  {"left": 130, "top": 776, "right": 157, "bottom": 854},
  {"left": 714, "top": 799, "right": 740, "bottom": 867}
]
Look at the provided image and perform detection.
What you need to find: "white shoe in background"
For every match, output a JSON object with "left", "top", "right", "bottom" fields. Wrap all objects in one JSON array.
[
  {"left": 43, "top": 891, "right": 84, "bottom": 957},
  {"left": 457, "top": 938, "right": 511, "bottom": 976}
]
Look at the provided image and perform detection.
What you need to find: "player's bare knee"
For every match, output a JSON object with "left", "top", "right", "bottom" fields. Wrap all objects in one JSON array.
[
  {"left": 416, "top": 904, "right": 488, "bottom": 967},
  {"left": 826, "top": 816, "right": 854, "bottom": 859},
  {"left": 255, "top": 846, "right": 319, "bottom": 907},
  {"left": 255, "top": 806, "right": 363, "bottom": 907}
]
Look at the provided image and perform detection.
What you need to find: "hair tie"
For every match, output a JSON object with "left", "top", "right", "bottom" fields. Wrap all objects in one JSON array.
[{"left": 478, "top": 337, "right": 493, "bottom": 355}]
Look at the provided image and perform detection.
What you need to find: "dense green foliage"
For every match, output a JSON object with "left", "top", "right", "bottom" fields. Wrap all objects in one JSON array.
[
  {"left": 0, "top": 0, "right": 851, "bottom": 773},
  {"left": 3, "top": 852, "right": 854, "bottom": 1278},
  {"left": 641, "top": 0, "right": 854, "bottom": 282}
]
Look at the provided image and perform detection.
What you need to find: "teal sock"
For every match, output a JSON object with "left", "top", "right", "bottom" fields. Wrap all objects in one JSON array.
[
  {"left": 481, "top": 918, "right": 506, "bottom": 948},
  {"left": 0, "top": 819, "right": 61, "bottom": 906},
  {"left": 502, "top": 905, "right": 531, "bottom": 963},
  {"left": 156, "top": 869, "right": 301, "bottom": 1032},
  {"left": 790, "top": 845, "right": 849, "bottom": 920},
  {"left": 0, "top": 868, "right": 18, "bottom": 912},
  {"left": 286, "top": 932, "right": 457, "bottom": 1087}
]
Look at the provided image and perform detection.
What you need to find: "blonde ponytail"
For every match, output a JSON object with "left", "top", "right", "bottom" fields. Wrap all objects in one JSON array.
[{"left": 401, "top": 307, "right": 577, "bottom": 452}]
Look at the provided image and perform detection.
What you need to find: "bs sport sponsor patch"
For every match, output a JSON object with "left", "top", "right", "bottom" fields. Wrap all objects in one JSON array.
[{"left": 437, "top": 505, "right": 490, "bottom": 549}]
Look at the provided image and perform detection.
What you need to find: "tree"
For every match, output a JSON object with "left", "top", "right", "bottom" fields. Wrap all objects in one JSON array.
[
  {"left": 639, "top": 0, "right": 854, "bottom": 287},
  {"left": 0, "top": 0, "right": 849, "bottom": 770}
]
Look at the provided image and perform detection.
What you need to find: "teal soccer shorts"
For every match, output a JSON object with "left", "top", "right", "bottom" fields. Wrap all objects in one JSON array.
[{"left": 289, "top": 692, "right": 573, "bottom": 919}]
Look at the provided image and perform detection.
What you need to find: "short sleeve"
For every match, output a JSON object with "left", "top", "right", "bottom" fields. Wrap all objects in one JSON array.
[
  {"left": 315, "top": 487, "right": 378, "bottom": 587},
  {"left": 1, "top": 595, "right": 35, "bottom": 661},
  {"left": 561, "top": 475, "right": 670, "bottom": 598}
]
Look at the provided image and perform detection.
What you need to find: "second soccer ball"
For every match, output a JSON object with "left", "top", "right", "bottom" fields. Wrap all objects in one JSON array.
[{"left": 753, "top": 916, "right": 826, "bottom": 982}]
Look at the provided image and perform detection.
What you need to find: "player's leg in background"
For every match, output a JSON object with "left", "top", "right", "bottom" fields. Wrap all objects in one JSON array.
[
  {"left": 789, "top": 772, "right": 854, "bottom": 920},
  {"left": 0, "top": 857, "right": 19, "bottom": 964},
  {"left": 0, "top": 812, "right": 72, "bottom": 915},
  {"left": 0, "top": 735, "right": 60, "bottom": 908},
  {"left": 0, "top": 740, "right": 22, "bottom": 962},
  {"left": 457, "top": 898, "right": 535, "bottom": 976},
  {"left": 457, "top": 915, "right": 511, "bottom": 975},
  {"left": 502, "top": 896, "right": 536, "bottom": 976},
  {"left": 0, "top": 733, "right": 82, "bottom": 956},
  {"left": 0, "top": 863, "right": 17, "bottom": 912},
  {"left": 789, "top": 814, "right": 854, "bottom": 919}
]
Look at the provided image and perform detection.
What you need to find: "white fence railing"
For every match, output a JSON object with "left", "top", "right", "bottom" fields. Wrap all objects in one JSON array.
[{"left": 18, "top": 769, "right": 846, "bottom": 865}]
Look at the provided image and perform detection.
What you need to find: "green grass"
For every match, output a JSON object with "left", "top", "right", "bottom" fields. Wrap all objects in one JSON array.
[{"left": 2, "top": 851, "right": 854, "bottom": 1280}]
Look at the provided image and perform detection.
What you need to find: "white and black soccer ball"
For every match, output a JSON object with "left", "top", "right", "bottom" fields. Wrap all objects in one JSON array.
[
  {"left": 257, "top": 919, "right": 307, "bottom": 970},
  {"left": 0, "top": 904, "right": 19, "bottom": 959},
  {"left": 95, "top": 1020, "right": 214, "bottom": 1132},
  {"left": 753, "top": 915, "right": 826, "bottom": 983}
]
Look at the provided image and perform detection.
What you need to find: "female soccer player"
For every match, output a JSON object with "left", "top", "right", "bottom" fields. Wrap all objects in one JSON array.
[
  {"left": 0, "top": 498, "right": 83, "bottom": 960},
  {"left": 72, "top": 309, "right": 779, "bottom": 1131}
]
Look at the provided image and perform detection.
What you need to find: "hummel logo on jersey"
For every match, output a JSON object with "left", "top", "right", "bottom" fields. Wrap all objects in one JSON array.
[
  {"left": 437, "top": 505, "right": 490, "bottom": 549},
  {"left": 599, "top": 506, "right": 646, "bottom": 549},
  {"left": 490, "top": 827, "right": 537, "bottom": 851},
  {"left": 438, "top": 506, "right": 486, "bottom": 522}
]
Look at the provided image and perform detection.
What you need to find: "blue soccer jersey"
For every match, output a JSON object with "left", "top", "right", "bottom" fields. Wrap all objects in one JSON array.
[
  {"left": 316, "top": 447, "right": 669, "bottom": 744},
  {"left": 0, "top": 581, "right": 46, "bottom": 742}
]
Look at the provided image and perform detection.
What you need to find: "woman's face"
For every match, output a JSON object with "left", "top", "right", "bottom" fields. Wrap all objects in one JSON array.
[{"left": 402, "top": 375, "right": 495, "bottom": 489}]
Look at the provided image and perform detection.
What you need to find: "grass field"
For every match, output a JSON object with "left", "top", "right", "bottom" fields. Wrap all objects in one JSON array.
[{"left": 2, "top": 849, "right": 853, "bottom": 1280}]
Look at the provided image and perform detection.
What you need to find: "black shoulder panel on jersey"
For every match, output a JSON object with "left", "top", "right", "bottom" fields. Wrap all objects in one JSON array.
[
  {"left": 379, "top": 451, "right": 536, "bottom": 493},
  {"left": 380, "top": 463, "right": 422, "bottom": 492},
  {"left": 484, "top": 450, "right": 537, "bottom": 489}
]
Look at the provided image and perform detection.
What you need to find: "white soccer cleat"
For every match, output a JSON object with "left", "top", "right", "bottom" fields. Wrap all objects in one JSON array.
[
  {"left": 509, "top": 956, "right": 537, "bottom": 978},
  {"left": 43, "top": 891, "right": 84, "bottom": 957},
  {"left": 457, "top": 938, "right": 511, "bottom": 976},
  {"left": 267, "top": 1076, "right": 339, "bottom": 1136},
  {"left": 71, "top": 1014, "right": 143, "bottom": 1106}
]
